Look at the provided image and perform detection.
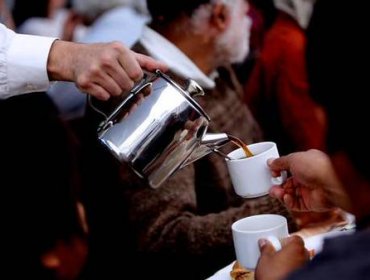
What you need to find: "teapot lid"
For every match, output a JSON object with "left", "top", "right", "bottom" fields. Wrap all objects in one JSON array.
[{"left": 156, "top": 70, "right": 211, "bottom": 121}]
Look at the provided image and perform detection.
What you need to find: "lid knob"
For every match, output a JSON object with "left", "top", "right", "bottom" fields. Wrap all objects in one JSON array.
[{"left": 185, "top": 79, "right": 205, "bottom": 98}]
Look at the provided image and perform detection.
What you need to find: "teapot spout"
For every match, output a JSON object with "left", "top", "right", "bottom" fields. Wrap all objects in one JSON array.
[
  {"left": 181, "top": 133, "right": 229, "bottom": 168},
  {"left": 200, "top": 133, "right": 229, "bottom": 147}
]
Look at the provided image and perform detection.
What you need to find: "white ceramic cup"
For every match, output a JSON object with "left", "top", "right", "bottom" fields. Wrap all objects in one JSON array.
[
  {"left": 231, "top": 214, "right": 289, "bottom": 270},
  {"left": 226, "top": 141, "right": 285, "bottom": 198}
]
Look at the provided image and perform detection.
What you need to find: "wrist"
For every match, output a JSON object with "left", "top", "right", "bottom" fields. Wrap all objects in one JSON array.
[{"left": 47, "top": 40, "right": 75, "bottom": 81}]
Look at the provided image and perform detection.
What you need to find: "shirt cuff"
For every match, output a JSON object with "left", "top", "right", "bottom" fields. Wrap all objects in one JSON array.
[{"left": 7, "top": 33, "right": 56, "bottom": 97}]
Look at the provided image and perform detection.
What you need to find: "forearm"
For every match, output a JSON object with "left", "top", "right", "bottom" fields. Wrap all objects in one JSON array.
[
  {"left": 139, "top": 194, "right": 293, "bottom": 254},
  {"left": 124, "top": 167, "right": 239, "bottom": 254}
]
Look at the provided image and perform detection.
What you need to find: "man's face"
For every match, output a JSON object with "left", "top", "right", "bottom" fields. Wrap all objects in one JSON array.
[{"left": 215, "top": 0, "right": 252, "bottom": 64}]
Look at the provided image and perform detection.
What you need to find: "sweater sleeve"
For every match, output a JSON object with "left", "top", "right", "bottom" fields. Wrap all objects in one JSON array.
[{"left": 122, "top": 164, "right": 293, "bottom": 256}]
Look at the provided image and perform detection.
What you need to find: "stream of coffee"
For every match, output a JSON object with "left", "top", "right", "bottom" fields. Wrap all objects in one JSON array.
[{"left": 228, "top": 135, "right": 254, "bottom": 158}]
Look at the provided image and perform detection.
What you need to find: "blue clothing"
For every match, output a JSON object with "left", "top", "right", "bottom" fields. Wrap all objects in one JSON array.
[{"left": 82, "top": 6, "right": 149, "bottom": 45}]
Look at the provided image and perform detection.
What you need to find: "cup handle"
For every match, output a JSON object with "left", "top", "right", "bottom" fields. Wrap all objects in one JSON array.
[
  {"left": 265, "top": 236, "right": 282, "bottom": 251},
  {"left": 271, "top": 170, "right": 287, "bottom": 185}
]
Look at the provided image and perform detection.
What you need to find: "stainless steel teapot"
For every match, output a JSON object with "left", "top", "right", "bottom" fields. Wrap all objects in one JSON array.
[{"left": 91, "top": 70, "right": 230, "bottom": 188}]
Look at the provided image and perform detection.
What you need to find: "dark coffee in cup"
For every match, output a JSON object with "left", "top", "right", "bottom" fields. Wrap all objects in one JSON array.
[{"left": 228, "top": 135, "right": 254, "bottom": 158}]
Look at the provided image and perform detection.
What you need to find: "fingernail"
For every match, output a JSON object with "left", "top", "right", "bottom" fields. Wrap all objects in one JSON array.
[
  {"left": 258, "top": 239, "right": 267, "bottom": 248},
  {"left": 267, "top": 158, "right": 274, "bottom": 166}
]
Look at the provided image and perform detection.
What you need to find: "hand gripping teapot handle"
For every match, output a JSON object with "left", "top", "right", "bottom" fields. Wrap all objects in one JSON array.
[{"left": 88, "top": 72, "right": 153, "bottom": 133}]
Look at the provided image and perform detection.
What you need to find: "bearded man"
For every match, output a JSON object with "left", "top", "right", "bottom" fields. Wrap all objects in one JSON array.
[{"left": 83, "top": 0, "right": 294, "bottom": 279}]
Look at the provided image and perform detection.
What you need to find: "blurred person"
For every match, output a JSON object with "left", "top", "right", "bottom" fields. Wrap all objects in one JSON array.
[
  {"left": 254, "top": 0, "right": 370, "bottom": 279},
  {"left": 244, "top": 0, "right": 344, "bottom": 229},
  {"left": 81, "top": 0, "right": 295, "bottom": 279},
  {"left": 13, "top": 0, "right": 64, "bottom": 27},
  {"left": 0, "top": 93, "right": 88, "bottom": 279},
  {"left": 233, "top": 0, "right": 277, "bottom": 84},
  {"left": 244, "top": 0, "right": 326, "bottom": 156},
  {"left": 0, "top": 23, "right": 166, "bottom": 100},
  {"left": 13, "top": 0, "right": 71, "bottom": 38},
  {"left": 48, "top": 0, "right": 151, "bottom": 120},
  {"left": 72, "top": 0, "right": 149, "bottom": 44}
]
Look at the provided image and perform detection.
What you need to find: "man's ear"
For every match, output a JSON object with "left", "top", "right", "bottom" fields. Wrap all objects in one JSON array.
[{"left": 210, "top": 2, "right": 230, "bottom": 32}]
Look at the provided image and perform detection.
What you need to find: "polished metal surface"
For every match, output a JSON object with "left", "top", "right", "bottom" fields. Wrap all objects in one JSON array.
[{"left": 95, "top": 70, "right": 230, "bottom": 188}]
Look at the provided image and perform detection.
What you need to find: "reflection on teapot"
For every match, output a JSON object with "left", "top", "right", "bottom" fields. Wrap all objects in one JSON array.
[{"left": 90, "top": 70, "right": 230, "bottom": 188}]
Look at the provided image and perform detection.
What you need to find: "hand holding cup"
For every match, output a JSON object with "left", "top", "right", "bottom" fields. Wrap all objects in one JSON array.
[{"left": 231, "top": 214, "right": 289, "bottom": 270}]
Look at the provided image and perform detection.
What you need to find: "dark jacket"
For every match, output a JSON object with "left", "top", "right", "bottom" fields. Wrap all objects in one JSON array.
[{"left": 287, "top": 230, "right": 370, "bottom": 280}]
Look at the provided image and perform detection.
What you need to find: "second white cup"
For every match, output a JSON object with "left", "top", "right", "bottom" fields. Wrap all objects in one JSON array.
[{"left": 232, "top": 214, "right": 289, "bottom": 270}]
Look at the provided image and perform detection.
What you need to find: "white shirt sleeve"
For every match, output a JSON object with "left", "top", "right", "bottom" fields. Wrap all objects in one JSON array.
[{"left": 0, "top": 24, "right": 56, "bottom": 99}]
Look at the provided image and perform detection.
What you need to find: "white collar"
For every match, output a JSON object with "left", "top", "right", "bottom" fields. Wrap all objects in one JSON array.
[
  {"left": 273, "top": 0, "right": 316, "bottom": 29},
  {"left": 140, "top": 26, "right": 216, "bottom": 89}
]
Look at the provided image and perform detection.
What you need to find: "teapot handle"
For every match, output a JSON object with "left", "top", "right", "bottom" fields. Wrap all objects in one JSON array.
[
  {"left": 88, "top": 73, "right": 153, "bottom": 132},
  {"left": 100, "top": 81, "right": 152, "bottom": 133},
  {"left": 87, "top": 94, "right": 109, "bottom": 121}
]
